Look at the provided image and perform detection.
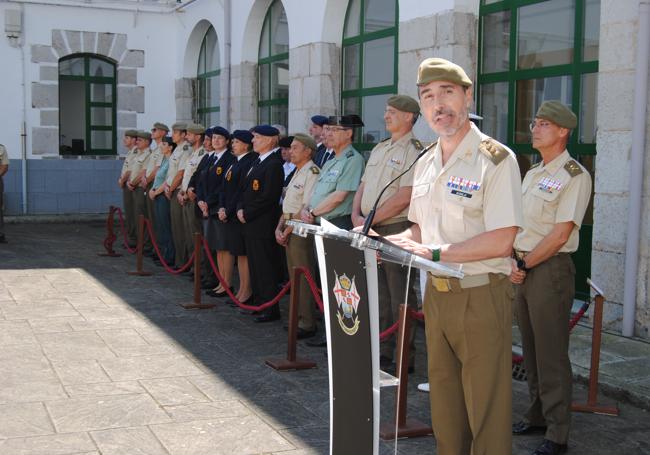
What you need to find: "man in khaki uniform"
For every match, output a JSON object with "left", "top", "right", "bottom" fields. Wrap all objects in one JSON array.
[
  {"left": 351, "top": 94, "right": 422, "bottom": 372},
  {"left": 387, "top": 58, "right": 523, "bottom": 455},
  {"left": 0, "top": 143, "right": 9, "bottom": 243},
  {"left": 141, "top": 122, "right": 169, "bottom": 235},
  {"left": 511, "top": 101, "right": 592, "bottom": 455},
  {"left": 275, "top": 134, "right": 320, "bottom": 338},
  {"left": 178, "top": 123, "right": 206, "bottom": 267},
  {"left": 127, "top": 131, "right": 152, "bottom": 251},
  {"left": 163, "top": 123, "right": 190, "bottom": 267},
  {"left": 118, "top": 130, "right": 139, "bottom": 246}
]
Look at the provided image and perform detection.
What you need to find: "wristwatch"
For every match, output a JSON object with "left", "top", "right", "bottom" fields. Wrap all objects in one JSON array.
[
  {"left": 308, "top": 208, "right": 316, "bottom": 217},
  {"left": 516, "top": 258, "right": 530, "bottom": 272}
]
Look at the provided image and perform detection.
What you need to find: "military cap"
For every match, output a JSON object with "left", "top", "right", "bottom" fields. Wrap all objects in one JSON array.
[
  {"left": 535, "top": 100, "right": 577, "bottom": 129},
  {"left": 232, "top": 129, "right": 253, "bottom": 144},
  {"left": 279, "top": 135, "right": 294, "bottom": 148},
  {"left": 417, "top": 57, "right": 472, "bottom": 87},
  {"left": 153, "top": 122, "right": 169, "bottom": 132},
  {"left": 292, "top": 133, "right": 317, "bottom": 151},
  {"left": 124, "top": 129, "right": 138, "bottom": 138},
  {"left": 252, "top": 124, "right": 280, "bottom": 136},
  {"left": 387, "top": 94, "right": 420, "bottom": 114},
  {"left": 186, "top": 123, "right": 206, "bottom": 134},
  {"left": 327, "top": 114, "right": 365, "bottom": 128},
  {"left": 311, "top": 115, "right": 329, "bottom": 126},
  {"left": 136, "top": 130, "right": 152, "bottom": 140},
  {"left": 211, "top": 126, "right": 231, "bottom": 139},
  {"left": 171, "top": 122, "right": 187, "bottom": 131}
]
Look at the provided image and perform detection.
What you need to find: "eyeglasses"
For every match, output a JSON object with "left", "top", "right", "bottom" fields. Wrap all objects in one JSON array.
[
  {"left": 529, "top": 120, "right": 554, "bottom": 132},
  {"left": 151, "top": 128, "right": 157, "bottom": 132}
]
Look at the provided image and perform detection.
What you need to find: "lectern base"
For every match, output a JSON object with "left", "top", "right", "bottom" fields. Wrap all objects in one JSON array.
[{"left": 379, "top": 418, "right": 433, "bottom": 440}]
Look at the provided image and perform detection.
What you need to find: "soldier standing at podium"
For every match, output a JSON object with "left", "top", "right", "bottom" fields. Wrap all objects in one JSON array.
[{"left": 387, "top": 58, "right": 523, "bottom": 455}]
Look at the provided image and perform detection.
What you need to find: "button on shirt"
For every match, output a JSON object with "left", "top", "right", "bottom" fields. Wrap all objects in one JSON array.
[
  {"left": 165, "top": 141, "right": 191, "bottom": 187},
  {"left": 282, "top": 160, "right": 319, "bottom": 217},
  {"left": 360, "top": 131, "right": 421, "bottom": 225},
  {"left": 514, "top": 150, "right": 591, "bottom": 253},
  {"left": 408, "top": 123, "right": 523, "bottom": 276}
]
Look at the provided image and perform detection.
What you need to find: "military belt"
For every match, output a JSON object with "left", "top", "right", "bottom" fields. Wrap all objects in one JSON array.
[{"left": 428, "top": 273, "right": 491, "bottom": 293}]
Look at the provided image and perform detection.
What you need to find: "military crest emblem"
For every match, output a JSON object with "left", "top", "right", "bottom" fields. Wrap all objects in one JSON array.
[
  {"left": 333, "top": 272, "right": 361, "bottom": 336},
  {"left": 252, "top": 179, "right": 260, "bottom": 191},
  {"left": 216, "top": 166, "right": 223, "bottom": 175}
]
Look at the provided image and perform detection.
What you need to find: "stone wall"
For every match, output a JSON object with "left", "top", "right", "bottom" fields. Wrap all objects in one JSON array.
[{"left": 228, "top": 62, "right": 257, "bottom": 131}]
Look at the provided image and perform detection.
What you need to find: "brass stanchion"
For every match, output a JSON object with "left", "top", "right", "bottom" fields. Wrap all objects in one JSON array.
[
  {"left": 380, "top": 305, "right": 432, "bottom": 440},
  {"left": 99, "top": 206, "right": 122, "bottom": 257},
  {"left": 182, "top": 232, "right": 215, "bottom": 310},
  {"left": 571, "top": 279, "right": 619, "bottom": 416},
  {"left": 127, "top": 215, "right": 152, "bottom": 276},
  {"left": 266, "top": 267, "right": 317, "bottom": 371}
]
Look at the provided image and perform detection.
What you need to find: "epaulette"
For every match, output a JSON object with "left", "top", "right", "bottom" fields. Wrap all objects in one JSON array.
[
  {"left": 345, "top": 149, "right": 354, "bottom": 158},
  {"left": 530, "top": 161, "right": 542, "bottom": 170},
  {"left": 479, "top": 138, "right": 509, "bottom": 165},
  {"left": 183, "top": 145, "right": 189, "bottom": 151},
  {"left": 310, "top": 166, "right": 320, "bottom": 174},
  {"left": 564, "top": 159, "right": 583, "bottom": 177},
  {"left": 411, "top": 138, "right": 424, "bottom": 150},
  {"left": 379, "top": 137, "right": 390, "bottom": 144}
]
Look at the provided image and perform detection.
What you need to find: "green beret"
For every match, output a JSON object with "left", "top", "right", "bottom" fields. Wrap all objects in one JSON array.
[
  {"left": 186, "top": 123, "right": 206, "bottom": 134},
  {"left": 153, "top": 122, "right": 169, "bottom": 132},
  {"left": 292, "top": 133, "right": 317, "bottom": 151},
  {"left": 387, "top": 94, "right": 420, "bottom": 114},
  {"left": 417, "top": 57, "right": 472, "bottom": 87},
  {"left": 535, "top": 100, "right": 577, "bottom": 129},
  {"left": 136, "top": 131, "right": 151, "bottom": 140},
  {"left": 171, "top": 122, "right": 187, "bottom": 131},
  {"left": 124, "top": 129, "right": 138, "bottom": 138}
]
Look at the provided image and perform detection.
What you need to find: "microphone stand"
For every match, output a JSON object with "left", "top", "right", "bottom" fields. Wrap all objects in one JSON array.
[{"left": 360, "top": 141, "right": 437, "bottom": 236}]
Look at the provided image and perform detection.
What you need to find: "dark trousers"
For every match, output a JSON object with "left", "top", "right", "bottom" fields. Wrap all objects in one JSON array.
[
  {"left": 515, "top": 253, "right": 575, "bottom": 444},
  {"left": 154, "top": 195, "right": 174, "bottom": 264},
  {"left": 245, "top": 236, "right": 281, "bottom": 317}
]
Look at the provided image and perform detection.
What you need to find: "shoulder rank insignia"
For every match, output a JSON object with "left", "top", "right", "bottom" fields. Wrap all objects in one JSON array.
[
  {"left": 183, "top": 145, "right": 189, "bottom": 151},
  {"left": 379, "top": 137, "right": 390, "bottom": 144},
  {"left": 216, "top": 166, "right": 223, "bottom": 175},
  {"left": 411, "top": 138, "right": 424, "bottom": 150},
  {"left": 252, "top": 179, "right": 260, "bottom": 191},
  {"left": 564, "top": 160, "right": 583, "bottom": 177},
  {"left": 345, "top": 149, "right": 354, "bottom": 158},
  {"left": 310, "top": 166, "right": 320, "bottom": 174},
  {"left": 530, "top": 161, "right": 542, "bottom": 170},
  {"left": 479, "top": 138, "right": 509, "bottom": 165}
]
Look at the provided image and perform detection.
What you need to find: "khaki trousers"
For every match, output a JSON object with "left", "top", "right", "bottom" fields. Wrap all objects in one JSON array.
[
  {"left": 285, "top": 232, "right": 317, "bottom": 331},
  {"left": 515, "top": 253, "right": 574, "bottom": 444},
  {"left": 424, "top": 273, "right": 513, "bottom": 455},
  {"left": 122, "top": 186, "right": 136, "bottom": 245},
  {"left": 132, "top": 186, "right": 152, "bottom": 252},
  {"left": 170, "top": 190, "right": 187, "bottom": 266}
]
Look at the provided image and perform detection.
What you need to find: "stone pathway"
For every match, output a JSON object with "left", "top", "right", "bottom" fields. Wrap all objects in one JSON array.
[{"left": 0, "top": 222, "right": 649, "bottom": 454}]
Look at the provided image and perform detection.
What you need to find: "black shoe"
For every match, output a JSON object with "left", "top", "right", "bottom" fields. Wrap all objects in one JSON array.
[
  {"left": 254, "top": 312, "right": 281, "bottom": 323},
  {"left": 306, "top": 335, "right": 327, "bottom": 347},
  {"left": 214, "top": 287, "right": 233, "bottom": 298},
  {"left": 296, "top": 328, "right": 317, "bottom": 339},
  {"left": 513, "top": 421, "right": 547, "bottom": 435},
  {"left": 201, "top": 281, "right": 217, "bottom": 290},
  {"left": 532, "top": 439, "right": 567, "bottom": 455}
]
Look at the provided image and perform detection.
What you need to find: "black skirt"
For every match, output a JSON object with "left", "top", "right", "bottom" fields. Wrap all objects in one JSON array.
[
  {"left": 225, "top": 218, "right": 246, "bottom": 256},
  {"left": 206, "top": 217, "right": 229, "bottom": 251}
]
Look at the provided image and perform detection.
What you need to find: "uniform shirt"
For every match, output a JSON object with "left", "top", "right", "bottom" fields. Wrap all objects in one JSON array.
[
  {"left": 144, "top": 142, "right": 164, "bottom": 178},
  {"left": 165, "top": 141, "right": 191, "bottom": 187},
  {"left": 128, "top": 148, "right": 152, "bottom": 184},
  {"left": 282, "top": 160, "right": 319, "bottom": 217},
  {"left": 120, "top": 146, "right": 137, "bottom": 177},
  {"left": 408, "top": 123, "right": 523, "bottom": 276},
  {"left": 360, "top": 131, "right": 421, "bottom": 225},
  {"left": 180, "top": 146, "right": 205, "bottom": 191},
  {"left": 152, "top": 156, "right": 170, "bottom": 190},
  {"left": 309, "top": 144, "right": 364, "bottom": 221},
  {"left": 514, "top": 150, "right": 592, "bottom": 253},
  {"left": 0, "top": 144, "right": 8, "bottom": 166}
]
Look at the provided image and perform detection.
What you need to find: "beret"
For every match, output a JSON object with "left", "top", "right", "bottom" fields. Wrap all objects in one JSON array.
[
  {"left": 292, "top": 133, "right": 317, "bottom": 151},
  {"left": 417, "top": 57, "right": 472, "bottom": 87},
  {"left": 535, "top": 100, "right": 577, "bottom": 129},
  {"left": 124, "top": 129, "right": 138, "bottom": 138},
  {"left": 171, "top": 122, "right": 187, "bottom": 131},
  {"left": 311, "top": 115, "right": 329, "bottom": 126},
  {"left": 136, "top": 130, "right": 151, "bottom": 140},
  {"left": 211, "top": 126, "right": 231, "bottom": 139},
  {"left": 279, "top": 135, "right": 294, "bottom": 148},
  {"left": 387, "top": 94, "right": 420, "bottom": 114},
  {"left": 231, "top": 129, "right": 253, "bottom": 144},
  {"left": 204, "top": 128, "right": 213, "bottom": 138},
  {"left": 186, "top": 123, "right": 206, "bottom": 134},
  {"left": 327, "top": 114, "right": 364, "bottom": 128},
  {"left": 153, "top": 122, "right": 169, "bottom": 132},
  {"left": 252, "top": 124, "right": 280, "bottom": 136}
]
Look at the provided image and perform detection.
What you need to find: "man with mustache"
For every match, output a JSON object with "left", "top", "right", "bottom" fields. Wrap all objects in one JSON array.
[{"left": 387, "top": 58, "right": 523, "bottom": 455}]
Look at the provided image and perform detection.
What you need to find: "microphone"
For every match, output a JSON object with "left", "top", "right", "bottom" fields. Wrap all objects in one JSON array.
[{"left": 361, "top": 140, "right": 437, "bottom": 236}]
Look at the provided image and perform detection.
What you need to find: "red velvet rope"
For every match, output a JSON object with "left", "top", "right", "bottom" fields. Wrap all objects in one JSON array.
[
  {"left": 113, "top": 207, "right": 137, "bottom": 254},
  {"left": 143, "top": 218, "right": 195, "bottom": 274}
]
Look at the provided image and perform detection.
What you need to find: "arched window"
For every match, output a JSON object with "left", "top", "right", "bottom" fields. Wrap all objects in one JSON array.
[
  {"left": 341, "top": 0, "right": 398, "bottom": 152},
  {"left": 197, "top": 26, "right": 220, "bottom": 127},
  {"left": 258, "top": 0, "right": 289, "bottom": 127},
  {"left": 59, "top": 54, "right": 116, "bottom": 155}
]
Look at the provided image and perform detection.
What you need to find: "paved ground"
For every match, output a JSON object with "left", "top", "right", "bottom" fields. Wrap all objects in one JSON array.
[{"left": 0, "top": 221, "right": 649, "bottom": 454}]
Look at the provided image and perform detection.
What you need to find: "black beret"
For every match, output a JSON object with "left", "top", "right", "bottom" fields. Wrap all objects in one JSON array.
[
  {"left": 204, "top": 128, "right": 213, "bottom": 138},
  {"left": 327, "top": 114, "right": 364, "bottom": 128},
  {"left": 311, "top": 115, "right": 329, "bottom": 126},
  {"left": 211, "top": 126, "right": 231, "bottom": 139},
  {"left": 232, "top": 129, "right": 253, "bottom": 144},
  {"left": 252, "top": 124, "right": 280, "bottom": 136},
  {"left": 279, "top": 135, "right": 294, "bottom": 148}
]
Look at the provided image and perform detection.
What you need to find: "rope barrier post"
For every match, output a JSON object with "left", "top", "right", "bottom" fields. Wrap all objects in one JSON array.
[
  {"left": 127, "top": 215, "right": 152, "bottom": 276},
  {"left": 380, "top": 305, "right": 432, "bottom": 440},
  {"left": 266, "top": 267, "right": 316, "bottom": 371},
  {"left": 98, "top": 206, "right": 122, "bottom": 257},
  {"left": 571, "top": 280, "right": 619, "bottom": 416},
  {"left": 182, "top": 232, "right": 215, "bottom": 310}
]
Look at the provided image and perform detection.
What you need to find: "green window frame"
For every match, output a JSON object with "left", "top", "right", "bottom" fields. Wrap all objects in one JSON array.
[
  {"left": 197, "top": 26, "right": 221, "bottom": 127},
  {"left": 258, "top": 0, "right": 289, "bottom": 126},
  {"left": 341, "top": 0, "right": 399, "bottom": 153},
  {"left": 59, "top": 54, "right": 117, "bottom": 155},
  {"left": 478, "top": 0, "right": 600, "bottom": 298}
]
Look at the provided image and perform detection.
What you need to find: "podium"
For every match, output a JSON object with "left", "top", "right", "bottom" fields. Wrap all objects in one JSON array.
[{"left": 287, "top": 220, "right": 463, "bottom": 455}]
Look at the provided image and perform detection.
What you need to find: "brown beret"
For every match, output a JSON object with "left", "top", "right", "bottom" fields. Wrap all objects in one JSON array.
[
  {"left": 535, "top": 100, "right": 577, "bottom": 129},
  {"left": 186, "top": 123, "right": 206, "bottom": 134},
  {"left": 153, "top": 122, "right": 169, "bottom": 132},
  {"left": 292, "top": 133, "right": 317, "bottom": 151},
  {"left": 171, "top": 122, "right": 187, "bottom": 131},
  {"left": 124, "top": 129, "right": 138, "bottom": 138},
  {"left": 387, "top": 94, "right": 420, "bottom": 114},
  {"left": 417, "top": 57, "right": 472, "bottom": 87},
  {"left": 136, "top": 130, "right": 152, "bottom": 140}
]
